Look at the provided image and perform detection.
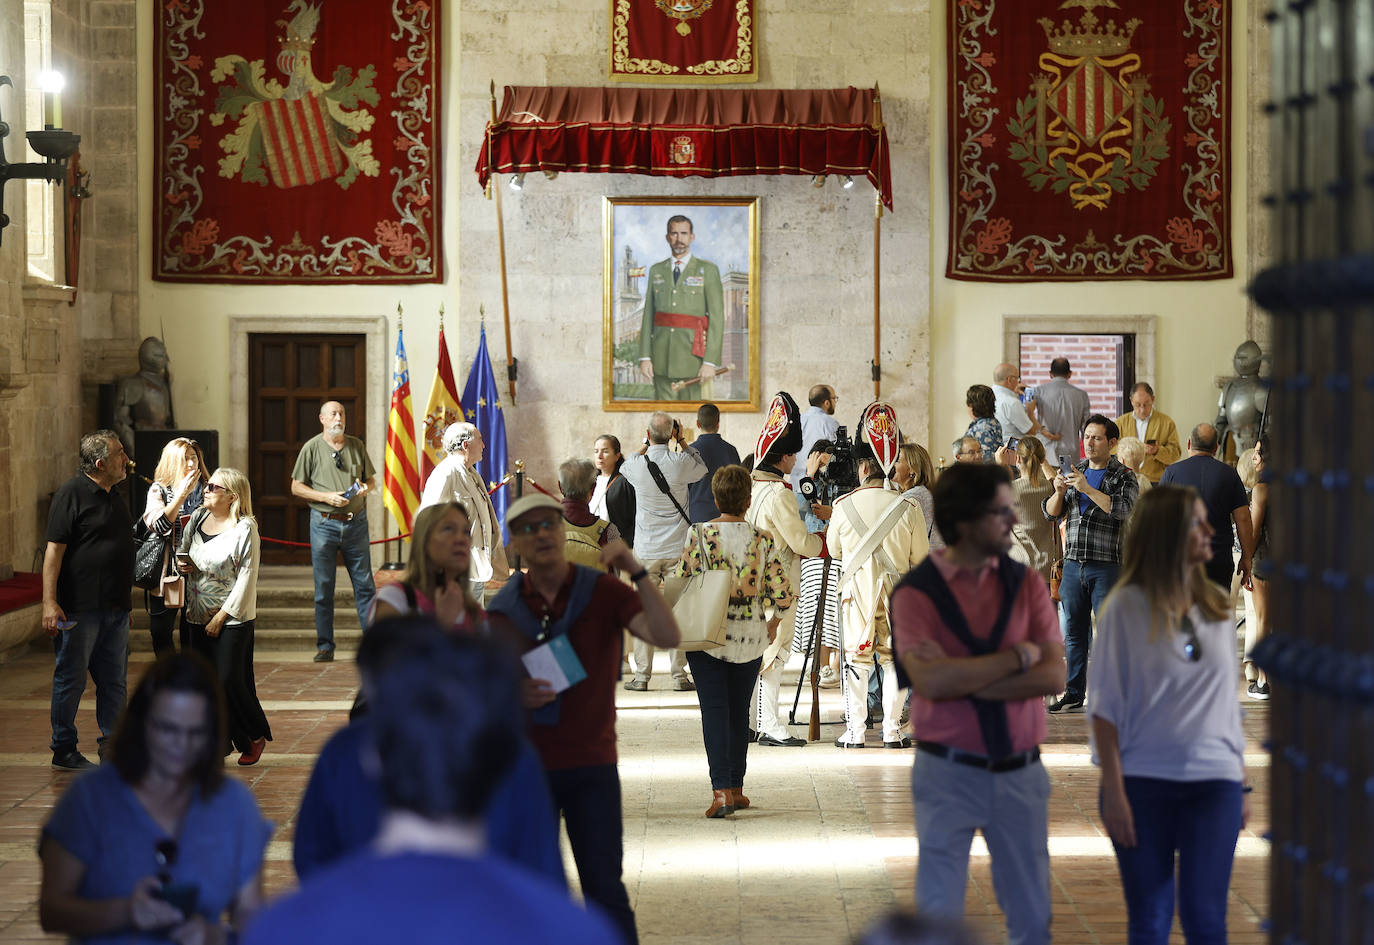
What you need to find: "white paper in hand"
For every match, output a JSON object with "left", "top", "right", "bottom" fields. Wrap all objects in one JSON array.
[{"left": 521, "top": 636, "right": 587, "bottom": 695}]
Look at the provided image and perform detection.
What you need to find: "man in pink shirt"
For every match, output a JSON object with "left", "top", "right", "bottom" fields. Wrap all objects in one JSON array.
[{"left": 891, "top": 463, "right": 1065, "bottom": 945}]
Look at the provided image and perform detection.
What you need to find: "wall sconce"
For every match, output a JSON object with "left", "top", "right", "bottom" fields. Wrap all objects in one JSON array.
[{"left": 0, "top": 73, "right": 82, "bottom": 246}]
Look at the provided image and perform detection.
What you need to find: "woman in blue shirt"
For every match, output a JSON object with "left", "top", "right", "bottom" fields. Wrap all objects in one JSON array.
[{"left": 39, "top": 653, "right": 272, "bottom": 944}]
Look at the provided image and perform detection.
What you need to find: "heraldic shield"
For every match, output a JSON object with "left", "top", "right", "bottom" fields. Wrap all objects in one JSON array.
[
  {"left": 656, "top": 0, "right": 715, "bottom": 36},
  {"left": 1007, "top": 0, "right": 1171, "bottom": 211}
]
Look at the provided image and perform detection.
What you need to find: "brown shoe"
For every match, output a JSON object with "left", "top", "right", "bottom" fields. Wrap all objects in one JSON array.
[
  {"left": 705, "top": 789, "right": 734, "bottom": 818},
  {"left": 729, "top": 787, "right": 750, "bottom": 809},
  {"left": 237, "top": 737, "right": 267, "bottom": 766}
]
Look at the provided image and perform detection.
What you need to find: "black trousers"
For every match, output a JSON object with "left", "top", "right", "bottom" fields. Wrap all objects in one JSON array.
[
  {"left": 185, "top": 619, "right": 271, "bottom": 753},
  {"left": 686, "top": 651, "right": 762, "bottom": 790},
  {"left": 145, "top": 597, "right": 185, "bottom": 657},
  {"left": 545, "top": 764, "right": 637, "bottom": 945}
]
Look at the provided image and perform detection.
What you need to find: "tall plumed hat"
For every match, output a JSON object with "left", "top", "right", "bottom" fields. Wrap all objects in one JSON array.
[
  {"left": 755, "top": 392, "right": 803, "bottom": 465},
  {"left": 859, "top": 401, "right": 901, "bottom": 479}
]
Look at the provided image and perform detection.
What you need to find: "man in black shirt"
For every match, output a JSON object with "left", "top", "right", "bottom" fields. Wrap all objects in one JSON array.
[
  {"left": 1159, "top": 422, "right": 1253, "bottom": 590},
  {"left": 41, "top": 430, "right": 135, "bottom": 769},
  {"left": 687, "top": 403, "right": 742, "bottom": 523}
]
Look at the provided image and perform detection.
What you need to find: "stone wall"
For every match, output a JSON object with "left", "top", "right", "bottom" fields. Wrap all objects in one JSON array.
[{"left": 456, "top": 0, "right": 933, "bottom": 474}]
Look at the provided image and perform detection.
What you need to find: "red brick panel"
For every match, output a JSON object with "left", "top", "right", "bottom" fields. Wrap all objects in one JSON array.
[{"left": 1018, "top": 334, "right": 1126, "bottom": 418}]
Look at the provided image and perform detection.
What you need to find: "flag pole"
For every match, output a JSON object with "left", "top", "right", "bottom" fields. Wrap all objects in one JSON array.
[
  {"left": 490, "top": 80, "right": 518, "bottom": 407},
  {"left": 871, "top": 84, "right": 883, "bottom": 400},
  {"left": 382, "top": 301, "right": 405, "bottom": 571}
]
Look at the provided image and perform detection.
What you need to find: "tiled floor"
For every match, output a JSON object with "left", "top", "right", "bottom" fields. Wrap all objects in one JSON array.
[{"left": 0, "top": 642, "right": 1269, "bottom": 944}]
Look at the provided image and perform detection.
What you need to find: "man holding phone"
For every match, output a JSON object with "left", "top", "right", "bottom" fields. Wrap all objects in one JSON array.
[
  {"left": 291, "top": 401, "right": 377, "bottom": 662},
  {"left": 1042, "top": 415, "right": 1138, "bottom": 713},
  {"left": 1113, "top": 383, "right": 1181, "bottom": 484}
]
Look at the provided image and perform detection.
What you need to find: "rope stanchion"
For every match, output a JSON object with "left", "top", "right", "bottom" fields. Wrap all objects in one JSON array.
[{"left": 260, "top": 532, "right": 411, "bottom": 549}]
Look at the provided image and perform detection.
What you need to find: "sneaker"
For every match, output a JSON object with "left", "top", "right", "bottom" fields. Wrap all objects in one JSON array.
[
  {"left": 1048, "top": 694, "right": 1085, "bottom": 713},
  {"left": 52, "top": 749, "right": 97, "bottom": 770},
  {"left": 313, "top": 648, "right": 334, "bottom": 663},
  {"left": 623, "top": 679, "right": 648, "bottom": 692},
  {"left": 1248, "top": 682, "right": 1271, "bottom": 701},
  {"left": 673, "top": 678, "right": 696, "bottom": 692},
  {"left": 817, "top": 666, "right": 840, "bottom": 689}
]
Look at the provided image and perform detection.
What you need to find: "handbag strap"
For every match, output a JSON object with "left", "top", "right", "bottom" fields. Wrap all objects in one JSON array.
[{"left": 645, "top": 456, "right": 691, "bottom": 525}]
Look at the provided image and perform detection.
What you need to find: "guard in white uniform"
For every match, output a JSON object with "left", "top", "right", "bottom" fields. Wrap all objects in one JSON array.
[
  {"left": 829, "top": 403, "right": 929, "bottom": 748},
  {"left": 745, "top": 392, "right": 823, "bottom": 746}
]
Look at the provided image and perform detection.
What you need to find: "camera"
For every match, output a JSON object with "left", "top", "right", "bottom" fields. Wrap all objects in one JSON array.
[{"left": 798, "top": 425, "right": 859, "bottom": 507}]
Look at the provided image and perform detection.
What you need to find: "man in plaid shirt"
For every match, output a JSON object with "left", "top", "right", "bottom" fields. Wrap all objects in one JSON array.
[{"left": 1041, "top": 415, "right": 1138, "bottom": 712}]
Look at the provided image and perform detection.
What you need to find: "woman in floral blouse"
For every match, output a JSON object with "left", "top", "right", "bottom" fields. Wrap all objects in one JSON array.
[
  {"left": 964, "top": 384, "right": 1004, "bottom": 464},
  {"left": 673, "top": 465, "right": 794, "bottom": 819},
  {"left": 178, "top": 467, "right": 271, "bottom": 766}
]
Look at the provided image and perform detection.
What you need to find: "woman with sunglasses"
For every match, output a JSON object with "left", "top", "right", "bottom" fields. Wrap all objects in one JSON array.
[
  {"left": 178, "top": 468, "right": 272, "bottom": 766},
  {"left": 141, "top": 437, "right": 209, "bottom": 655},
  {"left": 1086, "top": 485, "right": 1249, "bottom": 945},
  {"left": 39, "top": 653, "right": 271, "bottom": 943}
]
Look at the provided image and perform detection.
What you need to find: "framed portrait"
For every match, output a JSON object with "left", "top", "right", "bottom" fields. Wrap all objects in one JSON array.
[{"left": 603, "top": 196, "right": 760, "bottom": 411}]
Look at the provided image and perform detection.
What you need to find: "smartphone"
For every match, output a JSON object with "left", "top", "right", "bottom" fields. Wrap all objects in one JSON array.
[
  {"left": 175, "top": 551, "right": 192, "bottom": 565},
  {"left": 153, "top": 881, "right": 199, "bottom": 917},
  {"left": 1059, "top": 456, "right": 1074, "bottom": 477},
  {"left": 55, "top": 618, "right": 78, "bottom": 631},
  {"left": 1005, "top": 437, "right": 1020, "bottom": 451},
  {"left": 341, "top": 481, "right": 361, "bottom": 500},
  {"left": 1146, "top": 439, "right": 1157, "bottom": 446}
]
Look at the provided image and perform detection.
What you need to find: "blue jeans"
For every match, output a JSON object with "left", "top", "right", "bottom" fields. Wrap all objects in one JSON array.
[
  {"left": 1060, "top": 559, "right": 1119, "bottom": 699},
  {"left": 50, "top": 610, "right": 129, "bottom": 754},
  {"left": 1107, "top": 777, "right": 1242, "bottom": 945},
  {"left": 309, "top": 509, "right": 377, "bottom": 650},
  {"left": 912, "top": 751, "right": 1052, "bottom": 945},
  {"left": 545, "top": 764, "right": 637, "bottom": 945},
  {"left": 686, "top": 651, "right": 761, "bottom": 790}
]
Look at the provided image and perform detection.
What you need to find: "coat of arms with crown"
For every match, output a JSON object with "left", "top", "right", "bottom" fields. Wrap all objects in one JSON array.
[
  {"left": 655, "top": 0, "right": 714, "bottom": 36},
  {"left": 1006, "top": 0, "right": 1170, "bottom": 211}
]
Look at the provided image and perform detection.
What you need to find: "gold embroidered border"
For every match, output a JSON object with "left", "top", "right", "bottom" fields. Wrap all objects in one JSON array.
[{"left": 609, "top": 0, "right": 757, "bottom": 84}]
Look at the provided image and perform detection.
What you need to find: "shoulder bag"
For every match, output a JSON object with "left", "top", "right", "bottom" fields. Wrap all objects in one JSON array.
[
  {"left": 644, "top": 457, "right": 691, "bottom": 525},
  {"left": 661, "top": 525, "right": 730, "bottom": 652},
  {"left": 133, "top": 501, "right": 172, "bottom": 592},
  {"left": 1049, "top": 518, "right": 1064, "bottom": 602}
]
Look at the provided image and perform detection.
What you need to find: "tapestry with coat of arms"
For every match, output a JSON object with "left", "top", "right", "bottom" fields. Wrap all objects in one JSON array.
[
  {"left": 154, "top": 0, "right": 441, "bottom": 283},
  {"left": 947, "top": 0, "right": 1231, "bottom": 281},
  {"left": 609, "top": 0, "right": 756, "bottom": 83}
]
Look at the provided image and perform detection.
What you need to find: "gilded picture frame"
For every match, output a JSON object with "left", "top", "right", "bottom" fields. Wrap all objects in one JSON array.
[{"left": 603, "top": 196, "right": 760, "bottom": 411}]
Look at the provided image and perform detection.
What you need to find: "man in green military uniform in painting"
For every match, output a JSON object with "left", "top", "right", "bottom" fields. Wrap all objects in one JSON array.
[{"left": 638, "top": 215, "right": 725, "bottom": 401}]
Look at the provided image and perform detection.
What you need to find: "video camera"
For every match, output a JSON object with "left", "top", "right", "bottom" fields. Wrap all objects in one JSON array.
[{"left": 797, "top": 425, "right": 859, "bottom": 507}]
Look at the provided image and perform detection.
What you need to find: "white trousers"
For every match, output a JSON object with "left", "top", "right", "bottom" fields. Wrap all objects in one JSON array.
[
  {"left": 750, "top": 604, "right": 796, "bottom": 740},
  {"left": 841, "top": 649, "right": 903, "bottom": 743}
]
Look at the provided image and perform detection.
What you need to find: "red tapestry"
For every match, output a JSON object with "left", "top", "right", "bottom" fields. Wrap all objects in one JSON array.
[
  {"left": 154, "top": 0, "right": 441, "bottom": 284},
  {"left": 947, "top": 0, "right": 1231, "bottom": 281},
  {"left": 610, "top": 0, "right": 756, "bottom": 83}
]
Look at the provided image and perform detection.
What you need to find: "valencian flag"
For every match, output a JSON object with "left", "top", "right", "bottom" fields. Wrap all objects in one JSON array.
[
  {"left": 382, "top": 328, "right": 420, "bottom": 532},
  {"left": 461, "top": 323, "right": 510, "bottom": 541},
  {"left": 420, "top": 318, "right": 463, "bottom": 483}
]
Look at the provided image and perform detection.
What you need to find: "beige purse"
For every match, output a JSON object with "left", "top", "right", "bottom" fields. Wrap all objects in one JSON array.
[
  {"left": 160, "top": 573, "right": 185, "bottom": 608},
  {"left": 661, "top": 526, "right": 730, "bottom": 652}
]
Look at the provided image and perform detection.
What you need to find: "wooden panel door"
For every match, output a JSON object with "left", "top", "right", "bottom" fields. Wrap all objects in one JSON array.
[{"left": 249, "top": 334, "right": 367, "bottom": 564}]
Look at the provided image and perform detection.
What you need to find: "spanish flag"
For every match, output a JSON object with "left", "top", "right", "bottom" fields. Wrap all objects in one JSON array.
[
  {"left": 383, "top": 328, "right": 420, "bottom": 531},
  {"left": 420, "top": 321, "right": 463, "bottom": 484}
]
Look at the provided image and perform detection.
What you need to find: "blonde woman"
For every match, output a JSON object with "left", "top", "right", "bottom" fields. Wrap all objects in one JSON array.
[
  {"left": 1238, "top": 441, "right": 1270, "bottom": 698},
  {"left": 178, "top": 468, "right": 271, "bottom": 766},
  {"left": 1007, "top": 437, "right": 1057, "bottom": 583},
  {"left": 369, "top": 502, "right": 484, "bottom": 632},
  {"left": 1087, "top": 486, "right": 1248, "bottom": 945},
  {"left": 1114, "top": 437, "right": 1153, "bottom": 496},
  {"left": 141, "top": 437, "right": 209, "bottom": 655},
  {"left": 894, "top": 442, "right": 945, "bottom": 551}
]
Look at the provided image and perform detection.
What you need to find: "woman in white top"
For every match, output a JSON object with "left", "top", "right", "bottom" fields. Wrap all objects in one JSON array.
[
  {"left": 672, "top": 465, "right": 793, "bottom": 819},
  {"left": 369, "top": 501, "right": 484, "bottom": 633},
  {"left": 178, "top": 467, "right": 271, "bottom": 766},
  {"left": 894, "top": 442, "right": 945, "bottom": 551},
  {"left": 141, "top": 437, "right": 208, "bottom": 655},
  {"left": 1087, "top": 485, "right": 1249, "bottom": 945}
]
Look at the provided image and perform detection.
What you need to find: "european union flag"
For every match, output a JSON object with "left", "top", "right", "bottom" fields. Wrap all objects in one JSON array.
[{"left": 461, "top": 323, "right": 510, "bottom": 542}]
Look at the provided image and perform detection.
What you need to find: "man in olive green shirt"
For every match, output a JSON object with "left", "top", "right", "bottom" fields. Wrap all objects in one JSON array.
[
  {"left": 638, "top": 215, "right": 725, "bottom": 401},
  {"left": 290, "top": 401, "right": 377, "bottom": 661}
]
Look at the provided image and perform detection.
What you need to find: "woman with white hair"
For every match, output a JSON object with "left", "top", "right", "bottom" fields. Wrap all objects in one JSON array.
[
  {"left": 178, "top": 467, "right": 271, "bottom": 766},
  {"left": 418, "top": 422, "right": 510, "bottom": 604},
  {"left": 1114, "top": 436, "right": 1153, "bottom": 496}
]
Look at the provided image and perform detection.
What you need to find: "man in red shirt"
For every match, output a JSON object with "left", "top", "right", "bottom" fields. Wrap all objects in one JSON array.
[
  {"left": 486, "top": 493, "right": 680, "bottom": 945},
  {"left": 892, "top": 463, "right": 1065, "bottom": 945}
]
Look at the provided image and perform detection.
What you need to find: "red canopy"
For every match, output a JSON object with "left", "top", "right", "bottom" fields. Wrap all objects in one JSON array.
[{"left": 475, "top": 85, "right": 893, "bottom": 210}]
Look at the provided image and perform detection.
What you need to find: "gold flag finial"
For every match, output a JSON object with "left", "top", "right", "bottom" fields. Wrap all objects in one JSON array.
[
  {"left": 396, "top": 301, "right": 403, "bottom": 326},
  {"left": 479, "top": 303, "right": 486, "bottom": 326},
  {"left": 439, "top": 302, "right": 444, "bottom": 327}
]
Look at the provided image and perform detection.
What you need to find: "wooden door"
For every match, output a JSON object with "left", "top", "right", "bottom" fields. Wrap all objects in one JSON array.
[{"left": 249, "top": 334, "right": 367, "bottom": 564}]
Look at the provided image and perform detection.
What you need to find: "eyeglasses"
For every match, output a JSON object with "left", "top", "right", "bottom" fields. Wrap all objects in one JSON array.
[
  {"left": 1180, "top": 614, "right": 1202, "bottom": 662},
  {"left": 204, "top": 482, "right": 233, "bottom": 495},
  {"left": 511, "top": 517, "right": 562, "bottom": 536},
  {"left": 331, "top": 450, "right": 344, "bottom": 470}
]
